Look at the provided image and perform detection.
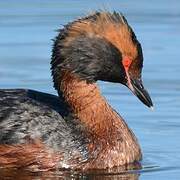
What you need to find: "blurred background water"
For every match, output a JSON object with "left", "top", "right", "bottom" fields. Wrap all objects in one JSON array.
[{"left": 0, "top": 0, "right": 180, "bottom": 179}]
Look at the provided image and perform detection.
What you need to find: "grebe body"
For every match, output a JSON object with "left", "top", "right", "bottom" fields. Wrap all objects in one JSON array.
[{"left": 0, "top": 11, "right": 153, "bottom": 171}]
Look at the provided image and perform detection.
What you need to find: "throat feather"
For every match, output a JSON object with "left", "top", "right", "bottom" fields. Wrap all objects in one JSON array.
[
  {"left": 60, "top": 72, "right": 129, "bottom": 142},
  {"left": 60, "top": 72, "right": 142, "bottom": 167}
]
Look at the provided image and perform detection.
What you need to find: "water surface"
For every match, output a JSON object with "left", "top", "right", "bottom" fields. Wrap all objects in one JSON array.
[{"left": 0, "top": 0, "right": 180, "bottom": 179}]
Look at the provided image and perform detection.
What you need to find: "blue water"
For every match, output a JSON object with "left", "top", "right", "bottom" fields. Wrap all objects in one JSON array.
[{"left": 0, "top": 0, "right": 180, "bottom": 179}]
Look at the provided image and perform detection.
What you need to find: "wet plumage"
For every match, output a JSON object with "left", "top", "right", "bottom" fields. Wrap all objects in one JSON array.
[{"left": 0, "top": 11, "right": 153, "bottom": 171}]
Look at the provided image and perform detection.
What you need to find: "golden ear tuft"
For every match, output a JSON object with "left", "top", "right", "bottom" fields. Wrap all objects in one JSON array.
[{"left": 63, "top": 11, "right": 138, "bottom": 60}]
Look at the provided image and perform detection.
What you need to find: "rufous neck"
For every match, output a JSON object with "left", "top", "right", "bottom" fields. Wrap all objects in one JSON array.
[
  {"left": 60, "top": 72, "right": 124, "bottom": 140},
  {"left": 59, "top": 72, "right": 141, "bottom": 167},
  {"left": 61, "top": 73, "right": 101, "bottom": 112}
]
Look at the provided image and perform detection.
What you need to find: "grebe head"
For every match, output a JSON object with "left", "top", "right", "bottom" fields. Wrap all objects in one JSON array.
[{"left": 51, "top": 11, "right": 153, "bottom": 108}]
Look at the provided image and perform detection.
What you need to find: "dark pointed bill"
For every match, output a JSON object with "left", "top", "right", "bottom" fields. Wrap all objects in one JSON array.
[{"left": 127, "top": 78, "right": 153, "bottom": 108}]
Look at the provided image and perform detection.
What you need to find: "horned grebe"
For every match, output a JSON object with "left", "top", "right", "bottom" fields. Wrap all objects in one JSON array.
[{"left": 0, "top": 11, "right": 153, "bottom": 171}]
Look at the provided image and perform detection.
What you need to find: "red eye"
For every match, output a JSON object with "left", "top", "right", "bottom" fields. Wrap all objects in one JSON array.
[{"left": 122, "top": 57, "right": 132, "bottom": 70}]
